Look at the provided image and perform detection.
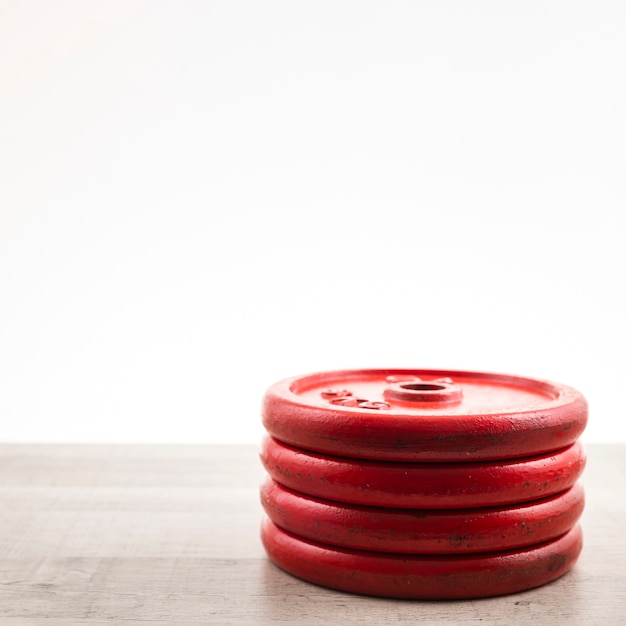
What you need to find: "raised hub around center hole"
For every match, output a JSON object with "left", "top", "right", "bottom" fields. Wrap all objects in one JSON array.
[{"left": 384, "top": 381, "right": 463, "bottom": 404}]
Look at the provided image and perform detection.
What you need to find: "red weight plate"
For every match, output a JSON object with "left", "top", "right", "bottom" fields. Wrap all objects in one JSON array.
[
  {"left": 261, "top": 436, "right": 586, "bottom": 509},
  {"left": 261, "top": 478, "right": 585, "bottom": 554},
  {"left": 262, "top": 369, "right": 587, "bottom": 461},
  {"left": 261, "top": 519, "right": 583, "bottom": 599}
]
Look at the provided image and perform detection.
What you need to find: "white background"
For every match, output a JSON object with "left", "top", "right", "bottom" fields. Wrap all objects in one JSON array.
[{"left": 0, "top": 0, "right": 624, "bottom": 444}]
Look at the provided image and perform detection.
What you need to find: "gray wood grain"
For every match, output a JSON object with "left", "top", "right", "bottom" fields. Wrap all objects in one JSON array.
[{"left": 0, "top": 443, "right": 623, "bottom": 625}]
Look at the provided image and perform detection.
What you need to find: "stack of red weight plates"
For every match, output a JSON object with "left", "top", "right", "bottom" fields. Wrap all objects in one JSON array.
[{"left": 259, "top": 369, "right": 588, "bottom": 599}]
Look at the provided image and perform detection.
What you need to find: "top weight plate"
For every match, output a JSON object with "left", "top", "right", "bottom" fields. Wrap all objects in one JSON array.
[{"left": 262, "top": 369, "right": 587, "bottom": 462}]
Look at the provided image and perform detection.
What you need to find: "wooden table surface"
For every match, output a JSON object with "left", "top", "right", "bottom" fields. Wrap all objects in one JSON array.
[{"left": 0, "top": 443, "right": 623, "bottom": 625}]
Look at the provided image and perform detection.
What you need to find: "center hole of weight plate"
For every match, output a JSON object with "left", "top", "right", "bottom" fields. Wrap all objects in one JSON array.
[
  {"left": 400, "top": 383, "right": 447, "bottom": 392},
  {"left": 383, "top": 380, "right": 463, "bottom": 405}
]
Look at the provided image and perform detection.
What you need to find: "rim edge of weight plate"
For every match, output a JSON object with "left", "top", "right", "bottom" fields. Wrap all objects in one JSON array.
[
  {"left": 260, "top": 477, "right": 585, "bottom": 554},
  {"left": 261, "top": 518, "right": 583, "bottom": 600},
  {"left": 262, "top": 368, "right": 588, "bottom": 461},
  {"left": 260, "top": 435, "right": 587, "bottom": 508}
]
